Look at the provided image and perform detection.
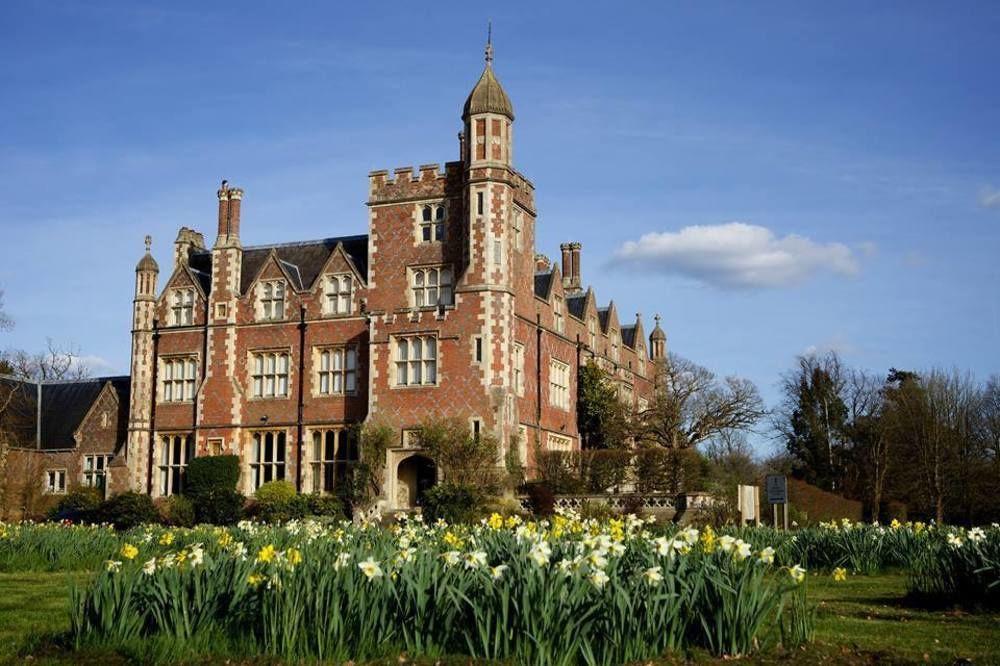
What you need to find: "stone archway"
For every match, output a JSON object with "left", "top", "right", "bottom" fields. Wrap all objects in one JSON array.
[{"left": 396, "top": 455, "right": 436, "bottom": 509}]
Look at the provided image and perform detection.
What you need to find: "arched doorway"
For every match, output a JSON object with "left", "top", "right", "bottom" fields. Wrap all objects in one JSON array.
[{"left": 396, "top": 455, "right": 436, "bottom": 509}]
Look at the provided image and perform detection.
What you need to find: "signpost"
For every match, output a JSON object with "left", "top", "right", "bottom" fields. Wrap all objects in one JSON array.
[{"left": 765, "top": 474, "right": 789, "bottom": 530}]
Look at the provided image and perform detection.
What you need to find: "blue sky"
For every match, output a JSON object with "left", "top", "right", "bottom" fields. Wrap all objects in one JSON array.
[{"left": 1, "top": 1, "right": 998, "bottom": 448}]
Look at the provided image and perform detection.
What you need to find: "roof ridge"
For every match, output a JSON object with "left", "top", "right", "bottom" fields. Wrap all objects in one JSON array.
[{"left": 191, "top": 234, "right": 368, "bottom": 255}]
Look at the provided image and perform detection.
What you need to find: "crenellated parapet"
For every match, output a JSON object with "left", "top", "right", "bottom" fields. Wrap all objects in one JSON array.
[{"left": 368, "top": 162, "right": 464, "bottom": 204}]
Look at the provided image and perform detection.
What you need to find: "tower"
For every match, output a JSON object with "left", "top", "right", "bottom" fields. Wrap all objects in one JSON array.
[
  {"left": 460, "top": 30, "right": 520, "bottom": 453},
  {"left": 650, "top": 314, "right": 668, "bottom": 391},
  {"left": 126, "top": 236, "right": 159, "bottom": 490}
]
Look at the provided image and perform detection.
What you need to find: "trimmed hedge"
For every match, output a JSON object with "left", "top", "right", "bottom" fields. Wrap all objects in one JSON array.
[
  {"left": 95, "top": 492, "right": 158, "bottom": 530},
  {"left": 422, "top": 483, "right": 484, "bottom": 524},
  {"left": 184, "top": 455, "right": 240, "bottom": 496}
]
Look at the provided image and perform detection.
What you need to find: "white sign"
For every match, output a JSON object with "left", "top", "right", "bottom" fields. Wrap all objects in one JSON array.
[{"left": 765, "top": 475, "right": 787, "bottom": 504}]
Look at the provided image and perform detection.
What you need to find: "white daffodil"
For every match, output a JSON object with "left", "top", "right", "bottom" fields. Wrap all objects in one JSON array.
[
  {"left": 442, "top": 551, "right": 462, "bottom": 567},
  {"left": 358, "top": 557, "right": 383, "bottom": 580},
  {"left": 464, "top": 550, "right": 488, "bottom": 569},
  {"left": 588, "top": 569, "right": 610, "bottom": 588},
  {"left": 334, "top": 552, "right": 351, "bottom": 571},
  {"left": 968, "top": 527, "right": 985, "bottom": 543},
  {"left": 142, "top": 558, "right": 157, "bottom": 575},
  {"left": 758, "top": 547, "right": 776, "bottom": 565},
  {"left": 529, "top": 542, "right": 552, "bottom": 567},
  {"left": 718, "top": 535, "right": 737, "bottom": 553},
  {"left": 490, "top": 564, "right": 508, "bottom": 580},
  {"left": 643, "top": 566, "right": 663, "bottom": 586},
  {"left": 947, "top": 533, "right": 964, "bottom": 549},
  {"left": 734, "top": 540, "right": 752, "bottom": 561},
  {"left": 105, "top": 560, "right": 122, "bottom": 573},
  {"left": 789, "top": 565, "right": 806, "bottom": 584}
]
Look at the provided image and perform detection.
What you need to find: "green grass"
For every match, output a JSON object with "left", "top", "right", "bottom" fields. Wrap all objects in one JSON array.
[{"left": 3, "top": 571, "right": 999, "bottom": 665}]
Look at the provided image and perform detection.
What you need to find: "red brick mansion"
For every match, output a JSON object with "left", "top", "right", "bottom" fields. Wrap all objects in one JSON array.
[{"left": 4, "top": 44, "right": 668, "bottom": 513}]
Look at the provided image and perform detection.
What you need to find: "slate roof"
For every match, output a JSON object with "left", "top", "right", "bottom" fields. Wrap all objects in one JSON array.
[
  {"left": 39, "top": 377, "right": 130, "bottom": 450},
  {"left": 0, "top": 376, "right": 129, "bottom": 450},
  {"left": 598, "top": 307, "right": 610, "bottom": 332},
  {"left": 534, "top": 271, "right": 554, "bottom": 300},
  {"left": 188, "top": 235, "right": 369, "bottom": 296},
  {"left": 567, "top": 294, "right": 587, "bottom": 320},
  {"left": 621, "top": 325, "right": 637, "bottom": 349}
]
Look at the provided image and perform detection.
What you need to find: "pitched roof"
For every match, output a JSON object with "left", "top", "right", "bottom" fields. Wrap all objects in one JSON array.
[
  {"left": 39, "top": 377, "right": 130, "bottom": 449},
  {"left": 567, "top": 294, "right": 587, "bottom": 319},
  {"left": 621, "top": 325, "right": 637, "bottom": 349},
  {"left": 534, "top": 271, "right": 554, "bottom": 300},
  {"left": 188, "top": 235, "right": 369, "bottom": 296},
  {"left": 598, "top": 307, "right": 610, "bottom": 332}
]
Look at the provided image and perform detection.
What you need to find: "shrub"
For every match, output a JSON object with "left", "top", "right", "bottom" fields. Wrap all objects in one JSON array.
[
  {"left": 95, "top": 492, "right": 158, "bottom": 530},
  {"left": 522, "top": 481, "right": 555, "bottom": 517},
  {"left": 184, "top": 456, "right": 240, "bottom": 496},
  {"left": 417, "top": 417, "right": 503, "bottom": 492},
  {"left": 422, "top": 483, "right": 483, "bottom": 524},
  {"left": 253, "top": 481, "right": 307, "bottom": 523},
  {"left": 580, "top": 449, "right": 630, "bottom": 493},
  {"left": 306, "top": 494, "right": 344, "bottom": 519},
  {"left": 535, "top": 451, "right": 585, "bottom": 494},
  {"left": 158, "top": 495, "right": 195, "bottom": 527},
  {"left": 195, "top": 489, "right": 244, "bottom": 526},
  {"left": 47, "top": 487, "right": 103, "bottom": 523}
]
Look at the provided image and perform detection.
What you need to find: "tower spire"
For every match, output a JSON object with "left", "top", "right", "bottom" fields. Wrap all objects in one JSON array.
[{"left": 485, "top": 21, "right": 493, "bottom": 67}]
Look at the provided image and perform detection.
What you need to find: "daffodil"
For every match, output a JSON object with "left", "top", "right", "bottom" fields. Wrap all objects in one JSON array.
[
  {"left": 158, "top": 532, "right": 174, "bottom": 546},
  {"left": 358, "top": 557, "right": 383, "bottom": 580},
  {"left": 588, "top": 570, "right": 609, "bottom": 588},
  {"left": 105, "top": 560, "right": 122, "bottom": 573},
  {"left": 286, "top": 548, "right": 303, "bottom": 566},
  {"left": 788, "top": 564, "right": 806, "bottom": 584},
  {"left": 758, "top": 547, "right": 775, "bottom": 565},
  {"left": 257, "top": 544, "right": 277, "bottom": 563},
  {"left": 490, "top": 564, "right": 508, "bottom": 580},
  {"left": 247, "top": 573, "right": 265, "bottom": 588},
  {"left": 120, "top": 543, "right": 139, "bottom": 560},
  {"left": 832, "top": 567, "right": 848, "bottom": 582},
  {"left": 142, "top": 558, "right": 157, "bottom": 575},
  {"left": 643, "top": 566, "right": 663, "bottom": 586}
]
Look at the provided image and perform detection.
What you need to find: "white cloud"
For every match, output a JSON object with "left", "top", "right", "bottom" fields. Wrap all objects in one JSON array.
[
  {"left": 980, "top": 186, "right": 1000, "bottom": 209},
  {"left": 610, "top": 222, "right": 860, "bottom": 289}
]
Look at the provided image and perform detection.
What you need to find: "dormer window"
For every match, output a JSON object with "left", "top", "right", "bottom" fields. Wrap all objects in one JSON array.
[
  {"left": 324, "top": 274, "right": 353, "bottom": 315},
  {"left": 420, "top": 205, "right": 446, "bottom": 242},
  {"left": 411, "top": 266, "right": 453, "bottom": 308},
  {"left": 259, "top": 280, "right": 286, "bottom": 320},
  {"left": 169, "top": 289, "right": 195, "bottom": 326}
]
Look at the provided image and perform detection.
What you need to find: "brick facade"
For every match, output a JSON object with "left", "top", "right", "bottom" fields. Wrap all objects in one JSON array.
[{"left": 110, "top": 51, "right": 671, "bottom": 510}]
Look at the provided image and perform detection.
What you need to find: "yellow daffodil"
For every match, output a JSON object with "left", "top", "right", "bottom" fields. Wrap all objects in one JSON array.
[
  {"left": 832, "top": 567, "right": 848, "bottom": 582},
  {"left": 257, "top": 544, "right": 277, "bottom": 563},
  {"left": 159, "top": 532, "right": 174, "bottom": 546},
  {"left": 286, "top": 548, "right": 303, "bottom": 566},
  {"left": 120, "top": 543, "right": 139, "bottom": 560}
]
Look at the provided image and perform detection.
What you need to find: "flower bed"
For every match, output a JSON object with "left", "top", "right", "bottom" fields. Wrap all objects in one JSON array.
[{"left": 66, "top": 513, "right": 809, "bottom": 663}]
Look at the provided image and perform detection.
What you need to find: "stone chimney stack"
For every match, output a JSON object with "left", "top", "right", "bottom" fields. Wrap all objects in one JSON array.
[
  {"left": 534, "top": 253, "right": 551, "bottom": 272},
  {"left": 215, "top": 180, "right": 244, "bottom": 248},
  {"left": 173, "top": 227, "right": 206, "bottom": 269}
]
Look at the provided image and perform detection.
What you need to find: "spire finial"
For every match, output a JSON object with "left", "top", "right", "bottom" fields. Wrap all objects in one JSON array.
[
  {"left": 144, "top": 235, "right": 152, "bottom": 253},
  {"left": 485, "top": 20, "right": 494, "bottom": 67},
  {"left": 654, "top": 314, "right": 661, "bottom": 326}
]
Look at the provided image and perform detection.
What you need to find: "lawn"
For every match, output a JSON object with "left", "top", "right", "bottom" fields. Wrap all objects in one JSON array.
[{"left": 3, "top": 571, "right": 998, "bottom": 665}]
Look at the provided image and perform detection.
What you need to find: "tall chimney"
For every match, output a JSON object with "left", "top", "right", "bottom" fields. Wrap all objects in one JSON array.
[
  {"left": 570, "top": 242, "right": 582, "bottom": 291},
  {"left": 215, "top": 180, "right": 244, "bottom": 248},
  {"left": 560, "top": 243, "right": 573, "bottom": 288}
]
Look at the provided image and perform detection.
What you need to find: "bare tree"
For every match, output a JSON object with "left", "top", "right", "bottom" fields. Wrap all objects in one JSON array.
[
  {"left": 637, "top": 353, "right": 766, "bottom": 449},
  {"left": 845, "top": 369, "right": 890, "bottom": 520},
  {"left": 886, "top": 368, "right": 980, "bottom": 524},
  {"left": 4, "top": 339, "right": 89, "bottom": 381},
  {"left": 0, "top": 289, "right": 12, "bottom": 332}
]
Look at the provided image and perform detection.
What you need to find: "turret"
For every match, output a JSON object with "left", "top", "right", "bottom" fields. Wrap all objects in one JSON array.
[
  {"left": 649, "top": 314, "right": 667, "bottom": 360},
  {"left": 126, "top": 236, "right": 159, "bottom": 491},
  {"left": 462, "top": 30, "right": 514, "bottom": 168}
]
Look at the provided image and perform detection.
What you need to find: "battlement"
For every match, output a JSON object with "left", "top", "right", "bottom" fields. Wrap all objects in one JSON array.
[{"left": 368, "top": 161, "right": 464, "bottom": 205}]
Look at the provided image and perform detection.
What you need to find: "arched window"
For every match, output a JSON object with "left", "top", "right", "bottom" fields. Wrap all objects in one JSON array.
[
  {"left": 420, "top": 204, "right": 446, "bottom": 242},
  {"left": 422, "top": 206, "right": 432, "bottom": 222}
]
